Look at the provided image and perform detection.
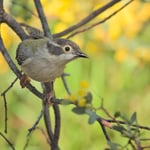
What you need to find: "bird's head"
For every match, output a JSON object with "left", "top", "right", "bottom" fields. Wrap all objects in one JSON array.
[{"left": 47, "top": 38, "right": 88, "bottom": 63}]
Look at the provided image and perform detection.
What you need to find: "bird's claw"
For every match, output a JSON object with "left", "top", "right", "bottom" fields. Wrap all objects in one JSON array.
[
  {"left": 20, "top": 74, "right": 31, "bottom": 88},
  {"left": 44, "top": 91, "right": 54, "bottom": 106}
]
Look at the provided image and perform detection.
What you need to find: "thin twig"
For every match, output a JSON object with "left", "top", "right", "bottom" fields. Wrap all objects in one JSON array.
[
  {"left": 142, "top": 146, "right": 150, "bottom": 149},
  {"left": 24, "top": 127, "right": 50, "bottom": 150},
  {"left": 67, "top": 0, "right": 134, "bottom": 39},
  {"left": 1, "top": 77, "right": 18, "bottom": 96},
  {"left": 106, "top": 119, "right": 150, "bottom": 131},
  {"left": 99, "top": 99, "right": 150, "bottom": 132},
  {"left": 28, "top": 108, "right": 43, "bottom": 133},
  {"left": 0, "top": 132, "right": 15, "bottom": 150},
  {"left": 34, "top": 0, "right": 52, "bottom": 39},
  {"left": 61, "top": 73, "right": 71, "bottom": 95},
  {"left": 36, "top": 127, "right": 50, "bottom": 144},
  {"left": 128, "top": 139, "right": 137, "bottom": 150},
  {"left": 53, "top": 0, "right": 121, "bottom": 38},
  {"left": 11, "top": 0, "right": 37, "bottom": 18},
  {"left": 23, "top": 132, "right": 31, "bottom": 150},
  {"left": 1, "top": 94, "right": 8, "bottom": 133},
  {"left": 140, "top": 138, "right": 150, "bottom": 141},
  {"left": 1, "top": 77, "right": 18, "bottom": 133},
  {"left": 96, "top": 117, "right": 111, "bottom": 142}
]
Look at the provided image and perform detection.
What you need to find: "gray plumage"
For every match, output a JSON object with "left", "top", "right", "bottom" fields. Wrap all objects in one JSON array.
[{"left": 16, "top": 38, "right": 88, "bottom": 82}]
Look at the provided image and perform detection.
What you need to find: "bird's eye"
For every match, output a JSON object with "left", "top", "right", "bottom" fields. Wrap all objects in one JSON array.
[{"left": 63, "top": 45, "right": 72, "bottom": 52}]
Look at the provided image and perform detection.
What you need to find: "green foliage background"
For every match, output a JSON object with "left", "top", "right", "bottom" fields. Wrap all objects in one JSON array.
[{"left": 0, "top": 0, "right": 150, "bottom": 149}]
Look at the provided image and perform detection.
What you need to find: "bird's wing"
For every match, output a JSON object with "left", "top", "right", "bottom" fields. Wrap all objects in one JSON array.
[{"left": 16, "top": 40, "right": 34, "bottom": 65}]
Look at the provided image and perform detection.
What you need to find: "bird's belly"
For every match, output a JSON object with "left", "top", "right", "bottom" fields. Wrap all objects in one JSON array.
[{"left": 21, "top": 58, "right": 65, "bottom": 82}]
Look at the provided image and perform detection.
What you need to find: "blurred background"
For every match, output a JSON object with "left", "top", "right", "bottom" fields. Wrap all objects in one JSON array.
[{"left": 0, "top": 0, "right": 150, "bottom": 149}]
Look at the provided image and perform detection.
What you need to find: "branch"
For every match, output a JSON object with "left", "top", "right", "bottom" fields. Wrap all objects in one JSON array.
[
  {"left": 34, "top": 1, "right": 61, "bottom": 148},
  {"left": 43, "top": 100, "right": 54, "bottom": 147},
  {"left": 53, "top": 104, "right": 61, "bottom": 147},
  {"left": 53, "top": 0, "right": 121, "bottom": 38},
  {"left": 24, "top": 127, "right": 50, "bottom": 150},
  {"left": 42, "top": 82, "right": 55, "bottom": 148},
  {"left": 96, "top": 117, "right": 111, "bottom": 142},
  {"left": 1, "top": 77, "right": 18, "bottom": 133},
  {"left": 1, "top": 92, "right": 8, "bottom": 133},
  {"left": 28, "top": 108, "right": 43, "bottom": 133},
  {"left": 0, "top": 36, "right": 21, "bottom": 78},
  {"left": 34, "top": 0, "right": 52, "bottom": 39},
  {"left": 107, "top": 119, "right": 150, "bottom": 131},
  {"left": 0, "top": 132, "right": 15, "bottom": 150},
  {"left": 67, "top": 0, "right": 134, "bottom": 39},
  {"left": 42, "top": 82, "right": 60, "bottom": 150},
  {"left": 1, "top": 78, "right": 18, "bottom": 96},
  {"left": 11, "top": 0, "right": 37, "bottom": 18},
  {"left": 61, "top": 73, "right": 71, "bottom": 95},
  {"left": 0, "top": 0, "right": 4, "bottom": 10},
  {"left": 0, "top": 11, "right": 28, "bottom": 40}
]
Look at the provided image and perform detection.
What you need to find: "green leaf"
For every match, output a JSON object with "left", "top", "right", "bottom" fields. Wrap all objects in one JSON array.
[
  {"left": 72, "top": 107, "right": 85, "bottom": 115},
  {"left": 120, "top": 113, "right": 129, "bottom": 123},
  {"left": 88, "top": 114, "right": 97, "bottom": 124},
  {"left": 114, "top": 111, "right": 121, "bottom": 118},
  {"left": 129, "top": 112, "right": 137, "bottom": 124},
  {"left": 122, "top": 130, "right": 133, "bottom": 138},
  {"left": 84, "top": 92, "right": 93, "bottom": 104},
  {"left": 85, "top": 109, "right": 98, "bottom": 124},
  {"left": 107, "top": 141, "right": 121, "bottom": 150},
  {"left": 113, "top": 125, "right": 126, "bottom": 133}
]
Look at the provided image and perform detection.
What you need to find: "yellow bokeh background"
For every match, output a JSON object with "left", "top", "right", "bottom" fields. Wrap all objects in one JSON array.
[{"left": 0, "top": 0, "right": 150, "bottom": 149}]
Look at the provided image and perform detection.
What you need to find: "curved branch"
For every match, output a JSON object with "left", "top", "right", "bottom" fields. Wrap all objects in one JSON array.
[
  {"left": 28, "top": 108, "right": 43, "bottom": 133},
  {"left": 0, "top": 11, "right": 28, "bottom": 40},
  {"left": 1, "top": 77, "right": 18, "bottom": 133},
  {"left": 0, "top": 132, "right": 15, "bottom": 150},
  {"left": 61, "top": 73, "right": 71, "bottom": 95},
  {"left": 96, "top": 117, "right": 111, "bottom": 142},
  {"left": 53, "top": 0, "right": 121, "bottom": 38},
  {"left": 67, "top": 0, "right": 134, "bottom": 39},
  {"left": 34, "top": 0, "right": 52, "bottom": 39},
  {"left": 107, "top": 119, "right": 150, "bottom": 131}
]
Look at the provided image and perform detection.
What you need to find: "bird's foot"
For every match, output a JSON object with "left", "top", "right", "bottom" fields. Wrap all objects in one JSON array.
[
  {"left": 20, "top": 74, "right": 31, "bottom": 88},
  {"left": 44, "top": 91, "right": 54, "bottom": 106}
]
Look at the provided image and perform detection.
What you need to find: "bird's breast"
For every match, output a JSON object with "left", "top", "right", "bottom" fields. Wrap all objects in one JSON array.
[{"left": 21, "top": 56, "right": 66, "bottom": 82}]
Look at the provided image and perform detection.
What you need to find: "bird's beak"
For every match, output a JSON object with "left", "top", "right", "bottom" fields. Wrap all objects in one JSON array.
[{"left": 76, "top": 52, "right": 88, "bottom": 58}]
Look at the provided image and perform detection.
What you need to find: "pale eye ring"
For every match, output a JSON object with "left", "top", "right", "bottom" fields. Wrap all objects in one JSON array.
[{"left": 64, "top": 45, "right": 72, "bottom": 52}]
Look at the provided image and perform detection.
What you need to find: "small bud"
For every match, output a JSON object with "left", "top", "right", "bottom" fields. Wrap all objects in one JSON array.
[
  {"left": 80, "top": 80, "right": 89, "bottom": 89},
  {"left": 78, "top": 98, "right": 86, "bottom": 107}
]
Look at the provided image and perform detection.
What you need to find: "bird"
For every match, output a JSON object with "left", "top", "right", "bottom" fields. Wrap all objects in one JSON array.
[{"left": 16, "top": 38, "right": 88, "bottom": 87}]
